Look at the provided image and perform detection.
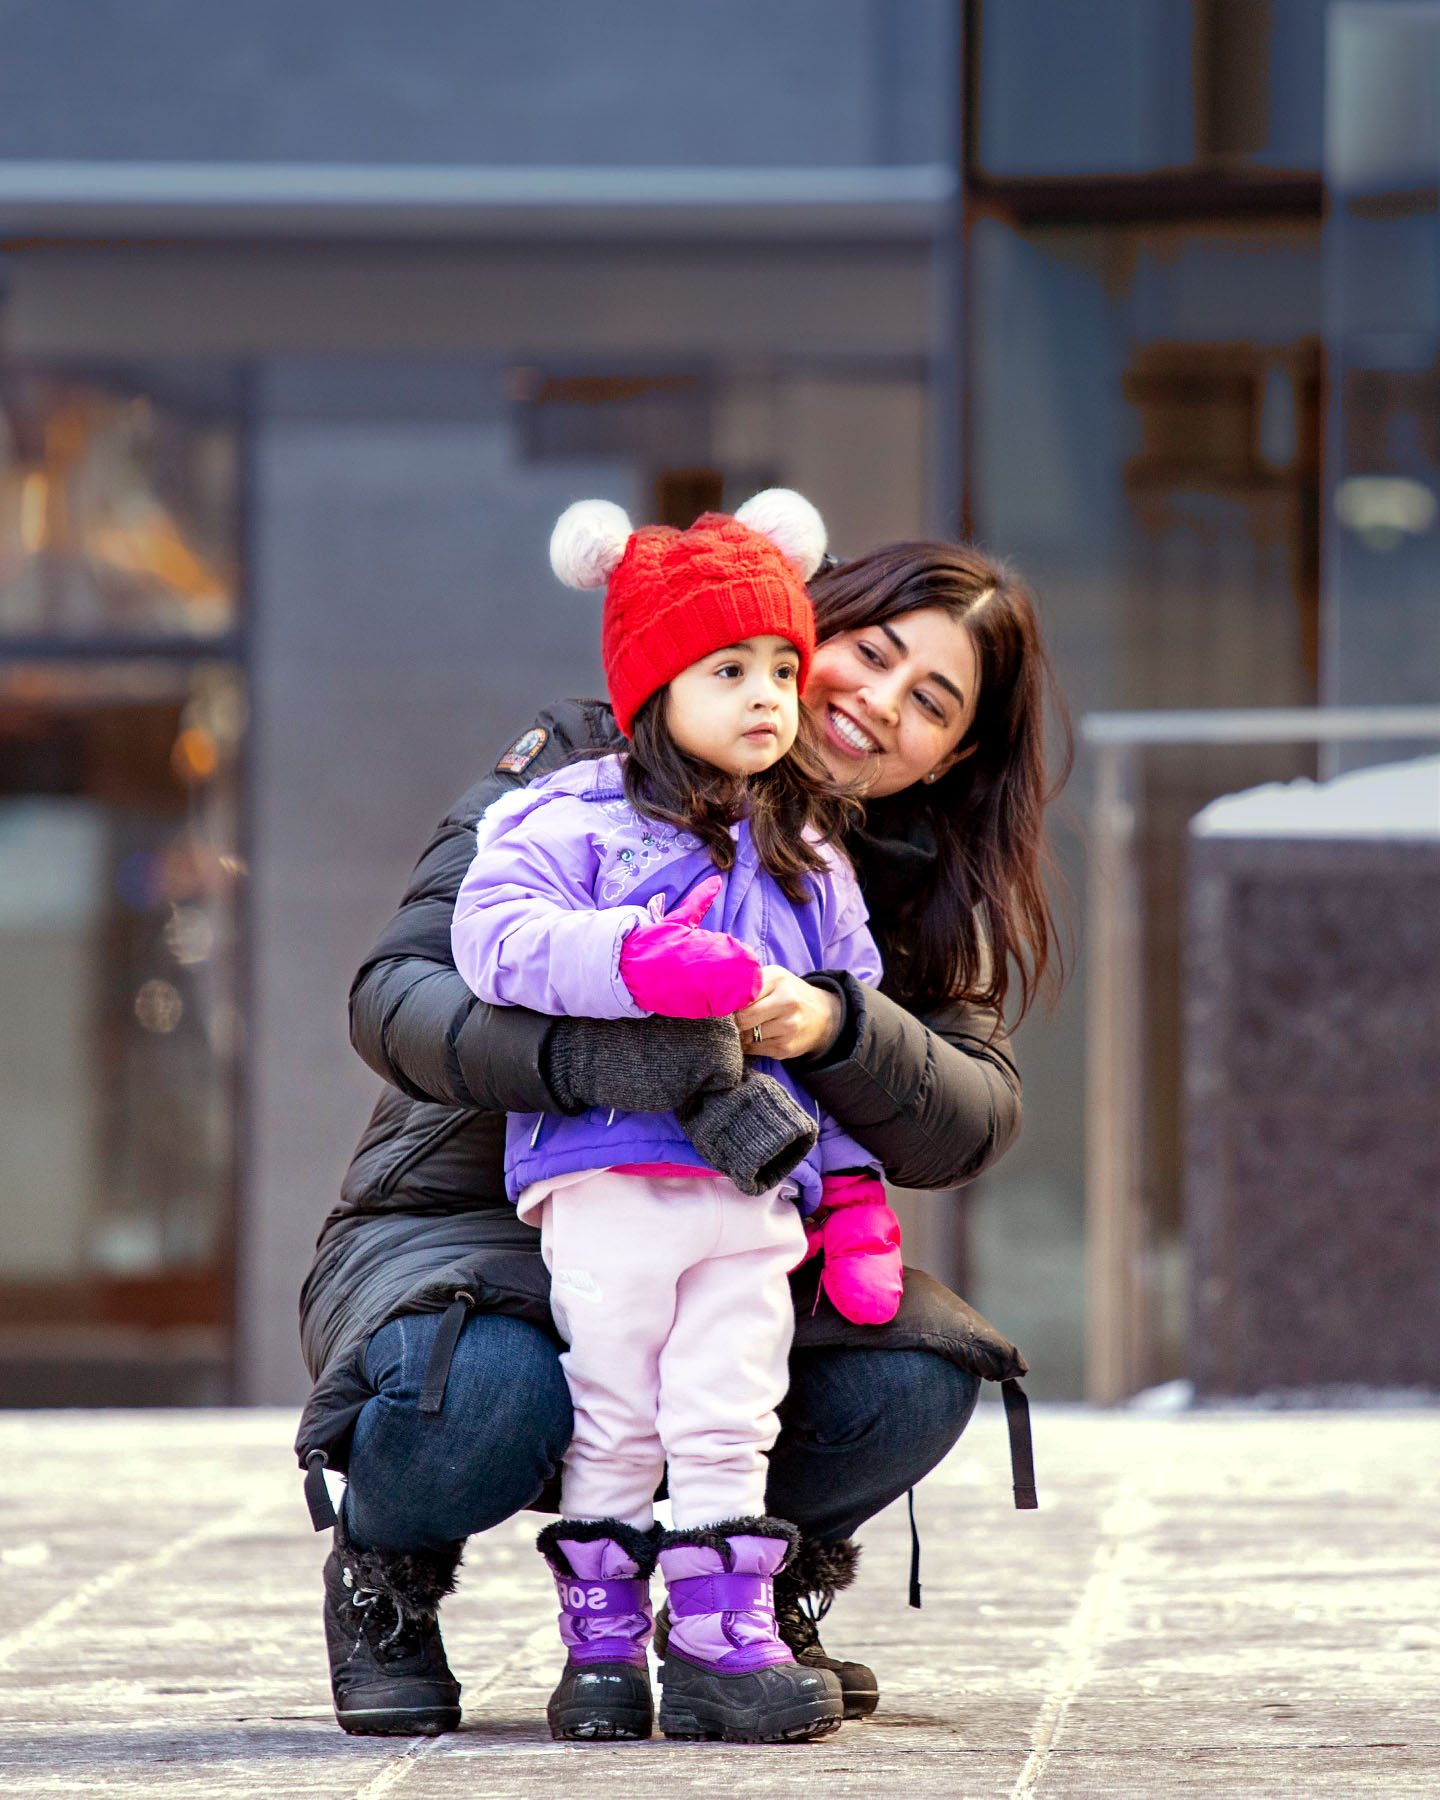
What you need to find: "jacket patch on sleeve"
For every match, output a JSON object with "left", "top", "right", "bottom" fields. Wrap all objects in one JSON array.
[{"left": 496, "top": 727, "right": 548, "bottom": 776}]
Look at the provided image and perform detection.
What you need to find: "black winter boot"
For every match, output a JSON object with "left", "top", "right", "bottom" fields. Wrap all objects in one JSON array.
[
  {"left": 654, "top": 1534, "right": 878, "bottom": 1720},
  {"left": 322, "top": 1517, "right": 463, "bottom": 1735},
  {"left": 774, "top": 1538, "right": 878, "bottom": 1719}
]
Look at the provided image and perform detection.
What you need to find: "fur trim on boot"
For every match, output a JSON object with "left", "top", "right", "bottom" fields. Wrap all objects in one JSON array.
[
  {"left": 338, "top": 1531, "right": 463, "bottom": 1627},
  {"left": 777, "top": 1535, "right": 860, "bottom": 1606},
  {"left": 536, "top": 1517, "right": 659, "bottom": 1577},
  {"left": 774, "top": 1537, "right": 877, "bottom": 1720},
  {"left": 656, "top": 1514, "right": 800, "bottom": 1566}
]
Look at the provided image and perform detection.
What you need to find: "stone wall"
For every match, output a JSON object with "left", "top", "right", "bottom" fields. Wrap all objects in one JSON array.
[{"left": 1186, "top": 835, "right": 1440, "bottom": 1394}]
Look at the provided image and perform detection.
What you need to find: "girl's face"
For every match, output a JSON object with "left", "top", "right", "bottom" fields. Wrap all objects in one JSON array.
[
  {"left": 665, "top": 634, "right": 801, "bottom": 777},
  {"left": 803, "top": 605, "right": 981, "bottom": 799}
]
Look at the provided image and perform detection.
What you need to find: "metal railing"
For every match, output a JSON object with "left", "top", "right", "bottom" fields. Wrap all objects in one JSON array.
[{"left": 1081, "top": 706, "right": 1440, "bottom": 1404}]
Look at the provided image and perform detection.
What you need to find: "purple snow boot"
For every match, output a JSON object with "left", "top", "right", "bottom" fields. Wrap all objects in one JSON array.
[
  {"left": 536, "top": 1519, "right": 658, "bottom": 1741},
  {"left": 657, "top": 1516, "right": 843, "bottom": 1743}
]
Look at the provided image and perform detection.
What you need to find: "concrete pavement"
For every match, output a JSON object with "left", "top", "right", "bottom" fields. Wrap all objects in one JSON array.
[{"left": 1, "top": 1402, "right": 1437, "bottom": 1797}]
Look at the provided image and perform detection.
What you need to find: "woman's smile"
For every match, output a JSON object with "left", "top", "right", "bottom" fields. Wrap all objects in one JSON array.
[{"left": 823, "top": 704, "right": 882, "bottom": 758}]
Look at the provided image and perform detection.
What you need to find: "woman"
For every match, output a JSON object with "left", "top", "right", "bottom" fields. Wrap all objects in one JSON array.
[{"left": 297, "top": 539, "right": 1068, "bottom": 1737}]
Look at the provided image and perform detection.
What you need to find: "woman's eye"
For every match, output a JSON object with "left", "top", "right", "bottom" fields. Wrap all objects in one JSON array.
[
  {"left": 856, "top": 641, "right": 884, "bottom": 667},
  {"left": 915, "top": 690, "right": 946, "bottom": 721}
]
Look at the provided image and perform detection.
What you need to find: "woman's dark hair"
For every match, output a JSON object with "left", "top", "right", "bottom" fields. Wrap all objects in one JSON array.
[
  {"left": 624, "top": 692, "right": 860, "bottom": 907},
  {"left": 809, "top": 542, "right": 1072, "bottom": 1022}
]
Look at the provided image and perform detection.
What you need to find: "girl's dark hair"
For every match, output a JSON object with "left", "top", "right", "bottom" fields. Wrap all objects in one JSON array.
[
  {"left": 624, "top": 693, "right": 860, "bottom": 907},
  {"left": 809, "top": 542, "right": 1072, "bottom": 1022}
]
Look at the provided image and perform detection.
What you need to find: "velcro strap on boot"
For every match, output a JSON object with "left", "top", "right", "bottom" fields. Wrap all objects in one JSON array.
[
  {"left": 667, "top": 1573, "right": 774, "bottom": 1617},
  {"left": 552, "top": 1576, "right": 650, "bottom": 1617}
]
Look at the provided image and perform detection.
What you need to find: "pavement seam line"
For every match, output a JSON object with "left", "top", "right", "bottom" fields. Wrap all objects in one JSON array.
[
  {"left": 340, "top": 1616, "right": 559, "bottom": 1794},
  {"left": 0, "top": 1495, "right": 275, "bottom": 1670},
  {"left": 349, "top": 1734, "right": 445, "bottom": 1798},
  {"left": 1008, "top": 1491, "right": 1155, "bottom": 1798}
]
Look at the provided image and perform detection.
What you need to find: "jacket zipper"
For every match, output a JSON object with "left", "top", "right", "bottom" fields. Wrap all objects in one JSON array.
[{"left": 529, "top": 1106, "right": 614, "bottom": 1153}]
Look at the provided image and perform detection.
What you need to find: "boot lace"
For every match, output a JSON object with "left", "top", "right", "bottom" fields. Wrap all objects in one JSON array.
[
  {"left": 347, "top": 1583, "right": 425, "bottom": 1657},
  {"left": 774, "top": 1577, "right": 833, "bottom": 1656}
]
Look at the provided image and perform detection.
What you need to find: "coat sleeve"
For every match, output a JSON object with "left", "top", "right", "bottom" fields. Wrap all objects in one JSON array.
[
  {"left": 347, "top": 702, "right": 618, "bottom": 1113},
  {"left": 451, "top": 787, "right": 650, "bottom": 1019},
  {"left": 792, "top": 974, "right": 1022, "bottom": 1193}
]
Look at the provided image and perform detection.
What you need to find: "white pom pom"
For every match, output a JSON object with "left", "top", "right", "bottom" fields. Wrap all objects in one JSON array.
[
  {"left": 733, "top": 488, "right": 827, "bottom": 581},
  {"left": 550, "top": 499, "right": 633, "bottom": 590}
]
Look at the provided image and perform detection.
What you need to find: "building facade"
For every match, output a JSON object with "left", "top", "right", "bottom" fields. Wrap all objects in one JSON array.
[{"left": 0, "top": 2, "right": 1427, "bottom": 1404}]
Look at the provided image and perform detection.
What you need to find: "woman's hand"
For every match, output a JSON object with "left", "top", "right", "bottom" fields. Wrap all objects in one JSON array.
[{"left": 735, "top": 967, "right": 843, "bottom": 1061}]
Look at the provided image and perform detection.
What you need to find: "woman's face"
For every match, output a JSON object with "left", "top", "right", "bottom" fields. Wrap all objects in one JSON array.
[{"left": 803, "top": 605, "right": 981, "bottom": 800}]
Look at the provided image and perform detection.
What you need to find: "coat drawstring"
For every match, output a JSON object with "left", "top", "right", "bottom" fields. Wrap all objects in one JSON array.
[
  {"left": 907, "top": 1488, "right": 922, "bottom": 1609},
  {"left": 419, "top": 1291, "right": 474, "bottom": 1416},
  {"left": 303, "top": 1450, "right": 337, "bottom": 1532},
  {"left": 300, "top": 1287, "right": 475, "bottom": 1531},
  {"left": 1002, "top": 1378, "right": 1038, "bottom": 1509},
  {"left": 902, "top": 1380, "right": 1035, "bottom": 1608}
]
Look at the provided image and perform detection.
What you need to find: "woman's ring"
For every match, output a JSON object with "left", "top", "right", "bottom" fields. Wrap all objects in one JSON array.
[{"left": 751, "top": 1024, "right": 763, "bottom": 1044}]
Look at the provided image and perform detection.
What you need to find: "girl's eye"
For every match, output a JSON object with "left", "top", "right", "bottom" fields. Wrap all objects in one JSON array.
[
  {"left": 715, "top": 662, "right": 742, "bottom": 679},
  {"left": 775, "top": 664, "right": 797, "bottom": 683}
]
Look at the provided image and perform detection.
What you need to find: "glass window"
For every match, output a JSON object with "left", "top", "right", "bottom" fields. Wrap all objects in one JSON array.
[
  {"left": 975, "top": 0, "right": 1196, "bottom": 176},
  {"left": 0, "top": 369, "right": 239, "bottom": 641},
  {"left": 973, "top": 0, "right": 1328, "bottom": 178},
  {"left": 1326, "top": 3, "right": 1440, "bottom": 739},
  {"left": 966, "top": 214, "right": 1324, "bottom": 1392},
  {"left": 0, "top": 660, "right": 244, "bottom": 1404}
]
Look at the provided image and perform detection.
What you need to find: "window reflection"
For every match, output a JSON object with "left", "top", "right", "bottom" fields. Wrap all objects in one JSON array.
[
  {"left": 0, "top": 661, "right": 243, "bottom": 1398},
  {"left": 0, "top": 373, "right": 238, "bottom": 639}
]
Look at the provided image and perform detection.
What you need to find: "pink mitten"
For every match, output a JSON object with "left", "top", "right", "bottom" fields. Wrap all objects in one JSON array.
[
  {"left": 618, "top": 875, "right": 764, "bottom": 1018},
  {"left": 815, "top": 1172, "right": 904, "bottom": 1325}
]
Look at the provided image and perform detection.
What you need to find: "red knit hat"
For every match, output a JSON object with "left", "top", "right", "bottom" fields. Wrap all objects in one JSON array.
[{"left": 550, "top": 489, "right": 827, "bottom": 736}]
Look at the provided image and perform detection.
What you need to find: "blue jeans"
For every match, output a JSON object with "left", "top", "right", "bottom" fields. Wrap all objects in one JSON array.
[{"left": 343, "top": 1310, "right": 979, "bottom": 1553}]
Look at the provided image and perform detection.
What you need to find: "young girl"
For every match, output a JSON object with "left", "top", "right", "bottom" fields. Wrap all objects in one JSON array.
[{"left": 450, "top": 491, "right": 904, "bottom": 1746}]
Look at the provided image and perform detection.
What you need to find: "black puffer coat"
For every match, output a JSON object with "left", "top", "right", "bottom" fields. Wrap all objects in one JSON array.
[{"left": 296, "top": 700, "right": 1026, "bottom": 1471}]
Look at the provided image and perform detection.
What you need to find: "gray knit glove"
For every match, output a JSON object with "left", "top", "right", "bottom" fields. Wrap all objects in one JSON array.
[
  {"left": 679, "top": 1069, "right": 820, "bottom": 1196},
  {"left": 543, "top": 1014, "right": 744, "bottom": 1116}
]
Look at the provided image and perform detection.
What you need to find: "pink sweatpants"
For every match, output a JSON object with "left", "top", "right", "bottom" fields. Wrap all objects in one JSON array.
[{"left": 519, "top": 1169, "right": 807, "bottom": 1530}]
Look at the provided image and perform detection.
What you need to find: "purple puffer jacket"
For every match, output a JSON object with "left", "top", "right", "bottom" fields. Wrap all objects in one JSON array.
[{"left": 451, "top": 755, "right": 883, "bottom": 1213}]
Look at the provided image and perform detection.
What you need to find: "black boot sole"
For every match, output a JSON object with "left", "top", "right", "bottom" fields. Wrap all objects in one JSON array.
[
  {"left": 842, "top": 1685, "right": 879, "bottom": 1720},
  {"left": 658, "top": 1651, "right": 843, "bottom": 1743},
  {"left": 656, "top": 1600, "right": 881, "bottom": 1721},
  {"left": 795, "top": 1649, "right": 879, "bottom": 1720},
  {"left": 547, "top": 1660, "right": 654, "bottom": 1742},
  {"left": 334, "top": 1703, "right": 461, "bottom": 1736}
]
